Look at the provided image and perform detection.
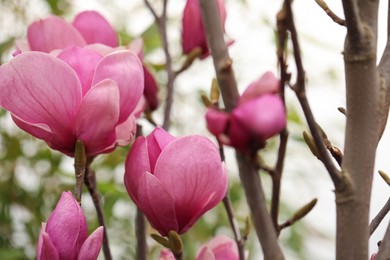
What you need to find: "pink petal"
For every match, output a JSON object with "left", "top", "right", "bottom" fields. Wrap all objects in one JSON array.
[
  {"left": 239, "top": 71, "right": 280, "bottom": 105},
  {"left": 77, "top": 226, "right": 104, "bottom": 260},
  {"left": 57, "top": 46, "right": 103, "bottom": 95},
  {"left": 233, "top": 95, "right": 286, "bottom": 140},
  {"left": 38, "top": 232, "right": 60, "bottom": 260},
  {"left": 154, "top": 136, "right": 227, "bottom": 233},
  {"left": 205, "top": 235, "right": 239, "bottom": 260},
  {"left": 72, "top": 11, "right": 118, "bottom": 47},
  {"left": 124, "top": 137, "right": 151, "bottom": 204},
  {"left": 137, "top": 172, "right": 178, "bottom": 236},
  {"left": 27, "top": 16, "right": 86, "bottom": 52},
  {"left": 92, "top": 50, "right": 144, "bottom": 123},
  {"left": 143, "top": 65, "right": 159, "bottom": 111},
  {"left": 227, "top": 115, "right": 251, "bottom": 150},
  {"left": 114, "top": 114, "right": 137, "bottom": 146},
  {"left": 182, "top": 0, "right": 208, "bottom": 55},
  {"left": 128, "top": 38, "right": 144, "bottom": 60},
  {"left": 146, "top": 127, "right": 176, "bottom": 173},
  {"left": 46, "top": 192, "right": 85, "bottom": 260},
  {"left": 76, "top": 79, "right": 120, "bottom": 156},
  {"left": 205, "top": 108, "right": 229, "bottom": 137},
  {"left": 196, "top": 247, "right": 216, "bottom": 260},
  {"left": 0, "top": 52, "right": 82, "bottom": 153},
  {"left": 159, "top": 249, "right": 176, "bottom": 260}
]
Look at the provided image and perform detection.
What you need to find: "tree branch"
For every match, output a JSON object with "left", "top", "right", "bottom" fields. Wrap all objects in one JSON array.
[
  {"left": 84, "top": 162, "right": 112, "bottom": 260},
  {"left": 199, "top": 1, "right": 284, "bottom": 259},
  {"left": 143, "top": 0, "right": 176, "bottom": 130},
  {"left": 370, "top": 197, "right": 390, "bottom": 236},
  {"left": 376, "top": 223, "right": 390, "bottom": 260},
  {"left": 338, "top": 0, "right": 380, "bottom": 258},
  {"left": 282, "top": 1, "right": 343, "bottom": 188}
]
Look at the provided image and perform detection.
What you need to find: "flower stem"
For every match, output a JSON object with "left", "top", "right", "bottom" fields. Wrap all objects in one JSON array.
[{"left": 84, "top": 163, "right": 112, "bottom": 260}]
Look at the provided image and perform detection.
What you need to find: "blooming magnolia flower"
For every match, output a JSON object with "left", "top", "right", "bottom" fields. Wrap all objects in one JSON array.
[
  {"left": 205, "top": 71, "right": 286, "bottom": 150},
  {"left": 0, "top": 47, "right": 144, "bottom": 156},
  {"left": 20, "top": 10, "right": 117, "bottom": 53},
  {"left": 37, "top": 191, "right": 103, "bottom": 260},
  {"left": 182, "top": 0, "right": 227, "bottom": 58},
  {"left": 196, "top": 235, "right": 239, "bottom": 260},
  {"left": 124, "top": 127, "right": 227, "bottom": 236}
]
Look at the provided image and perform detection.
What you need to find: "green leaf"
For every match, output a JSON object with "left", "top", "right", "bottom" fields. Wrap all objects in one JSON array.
[{"left": 141, "top": 23, "right": 162, "bottom": 54}]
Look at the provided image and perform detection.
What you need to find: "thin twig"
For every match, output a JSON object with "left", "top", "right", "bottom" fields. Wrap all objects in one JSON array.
[
  {"left": 314, "top": 0, "right": 346, "bottom": 26},
  {"left": 270, "top": 130, "right": 289, "bottom": 234},
  {"left": 222, "top": 195, "right": 246, "bottom": 260},
  {"left": 74, "top": 140, "right": 86, "bottom": 204},
  {"left": 376, "top": 222, "right": 390, "bottom": 259},
  {"left": 369, "top": 197, "right": 390, "bottom": 236},
  {"left": 136, "top": 208, "right": 147, "bottom": 260},
  {"left": 283, "top": 0, "right": 343, "bottom": 189},
  {"left": 143, "top": 0, "right": 176, "bottom": 130},
  {"left": 135, "top": 124, "right": 147, "bottom": 260},
  {"left": 219, "top": 145, "right": 246, "bottom": 260},
  {"left": 84, "top": 162, "right": 112, "bottom": 260}
]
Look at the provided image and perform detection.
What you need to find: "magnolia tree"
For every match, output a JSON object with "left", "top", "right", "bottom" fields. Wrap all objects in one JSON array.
[{"left": 0, "top": 0, "right": 389, "bottom": 259}]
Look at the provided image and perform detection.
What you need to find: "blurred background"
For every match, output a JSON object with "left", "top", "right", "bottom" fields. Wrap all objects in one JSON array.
[{"left": 0, "top": 0, "right": 389, "bottom": 259}]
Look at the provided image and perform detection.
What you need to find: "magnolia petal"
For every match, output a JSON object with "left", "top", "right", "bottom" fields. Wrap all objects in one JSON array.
[
  {"left": 205, "top": 108, "right": 229, "bottom": 137},
  {"left": 72, "top": 11, "right": 118, "bottom": 47},
  {"left": 27, "top": 16, "right": 86, "bottom": 52},
  {"left": 77, "top": 226, "right": 104, "bottom": 260},
  {"left": 46, "top": 192, "right": 84, "bottom": 260},
  {"left": 39, "top": 232, "right": 60, "bottom": 260},
  {"left": 146, "top": 127, "right": 175, "bottom": 173},
  {"left": 57, "top": 46, "right": 103, "bottom": 95},
  {"left": 137, "top": 172, "right": 178, "bottom": 236},
  {"left": 128, "top": 38, "right": 144, "bottom": 60},
  {"left": 196, "top": 247, "right": 216, "bottom": 260},
  {"left": 0, "top": 52, "right": 82, "bottom": 150},
  {"left": 205, "top": 235, "right": 239, "bottom": 260},
  {"left": 93, "top": 50, "right": 144, "bottom": 123},
  {"left": 182, "top": 0, "right": 207, "bottom": 55},
  {"left": 154, "top": 136, "right": 227, "bottom": 233},
  {"left": 228, "top": 115, "right": 251, "bottom": 150},
  {"left": 239, "top": 72, "right": 280, "bottom": 105},
  {"left": 124, "top": 137, "right": 151, "bottom": 204},
  {"left": 143, "top": 65, "right": 159, "bottom": 111},
  {"left": 76, "top": 79, "right": 120, "bottom": 156},
  {"left": 234, "top": 95, "right": 286, "bottom": 140},
  {"left": 114, "top": 114, "right": 137, "bottom": 146}
]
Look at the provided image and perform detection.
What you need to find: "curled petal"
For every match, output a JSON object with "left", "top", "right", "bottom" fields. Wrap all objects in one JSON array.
[
  {"left": 201, "top": 235, "right": 239, "bottom": 260},
  {"left": 124, "top": 137, "right": 151, "bottom": 204},
  {"left": 93, "top": 50, "right": 144, "bottom": 123},
  {"left": 233, "top": 95, "right": 286, "bottom": 140},
  {"left": 182, "top": 0, "right": 207, "bottom": 55},
  {"left": 27, "top": 16, "right": 86, "bottom": 52},
  {"left": 76, "top": 79, "right": 120, "bottom": 156},
  {"left": 154, "top": 136, "right": 227, "bottom": 233},
  {"left": 146, "top": 127, "right": 175, "bottom": 173},
  {"left": 137, "top": 172, "right": 178, "bottom": 236},
  {"left": 205, "top": 108, "right": 229, "bottom": 137},
  {"left": 46, "top": 192, "right": 86, "bottom": 260},
  {"left": 57, "top": 46, "right": 103, "bottom": 95},
  {"left": 38, "top": 232, "right": 60, "bottom": 260},
  {"left": 77, "top": 226, "right": 104, "bottom": 260},
  {"left": 239, "top": 72, "right": 280, "bottom": 105},
  {"left": 197, "top": 247, "right": 216, "bottom": 260},
  {"left": 72, "top": 11, "right": 118, "bottom": 47},
  {"left": 114, "top": 114, "right": 137, "bottom": 147}
]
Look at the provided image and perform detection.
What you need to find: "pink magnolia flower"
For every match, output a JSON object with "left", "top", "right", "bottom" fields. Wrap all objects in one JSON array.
[
  {"left": 196, "top": 235, "right": 239, "bottom": 260},
  {"left": 159, "top": 249, "right": 176, "bottom": 260},
  {"left": 205, "top": 71, "right": 286, "bottom": 151},
  {"left": 182, "top": 0, "right": 227, "bottom": 58},
  {"left": 124, "top": 127, "right": 227, "bottom": 236},
  {"left": 0, "top": 46, "right": 144, "bottom": 156},
  {"left": 37, "top": 191, "right": 103, "bottom": 260},
  {"left": 22, "top": 10, "right": 117, "bottom": 53}
]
